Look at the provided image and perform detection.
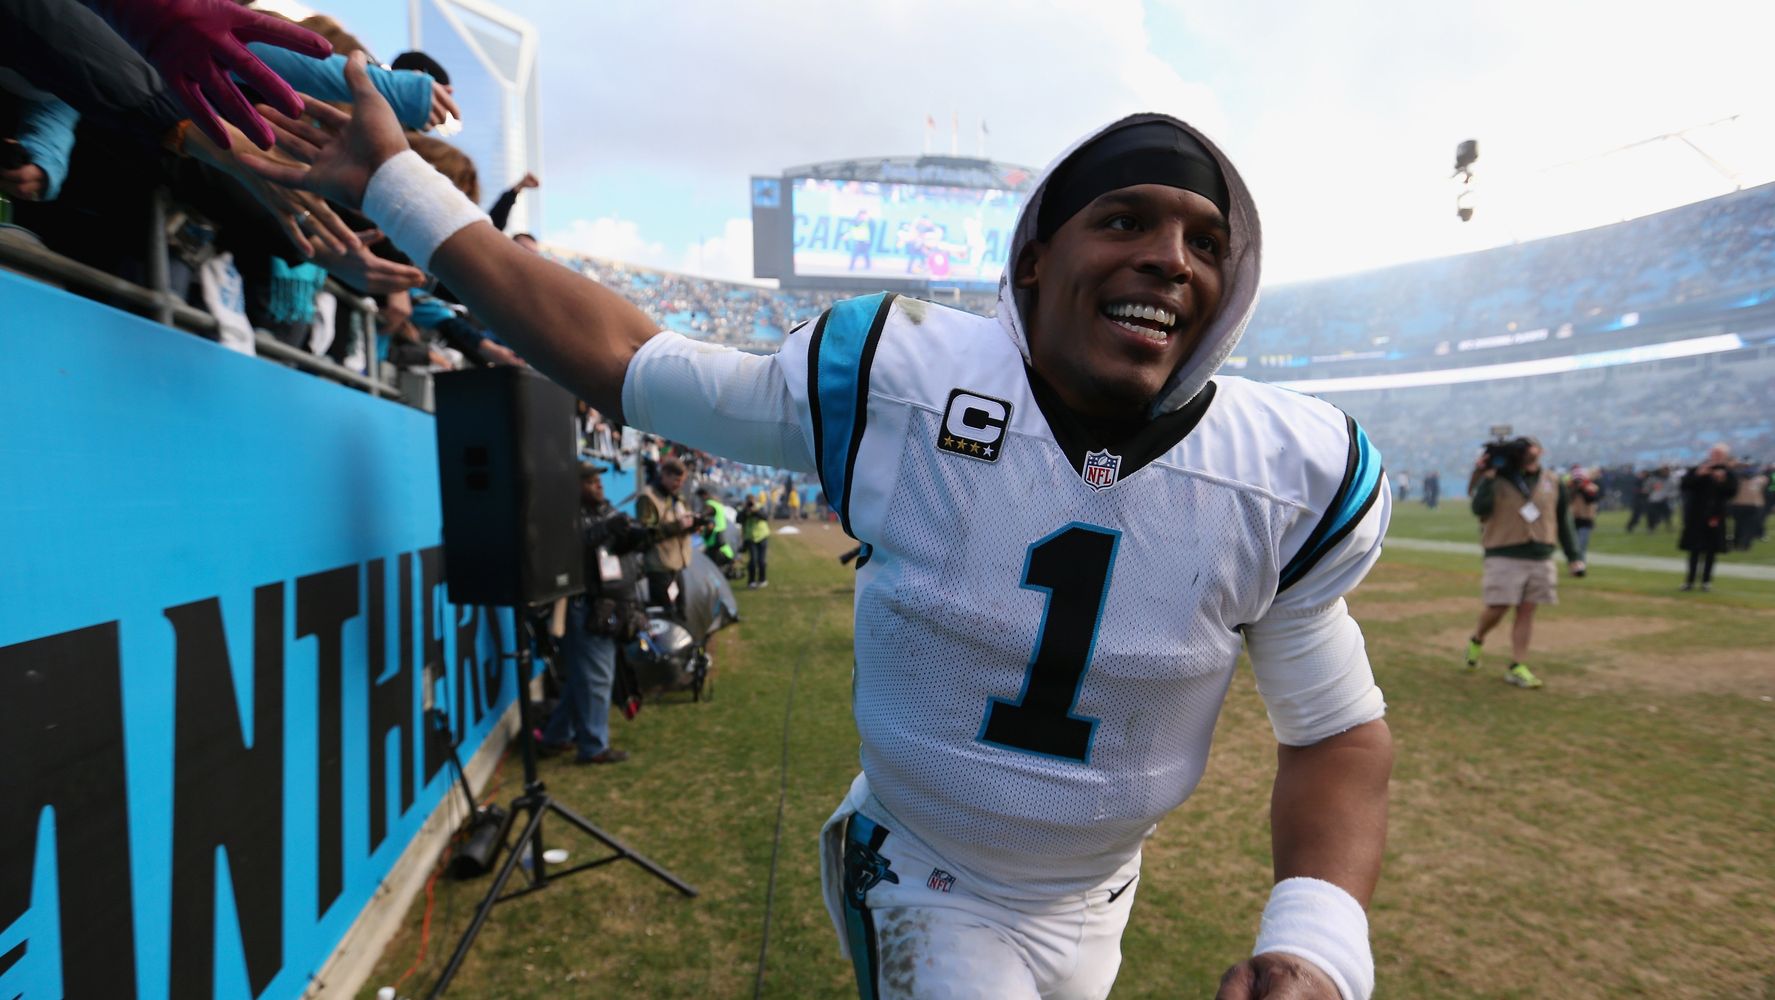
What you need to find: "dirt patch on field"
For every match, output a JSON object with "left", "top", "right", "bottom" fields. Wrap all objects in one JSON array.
[
  {"left": 1418, "top": 614, "right": 1775, "bottom": 696},
  {"left": 1526, "top": 615, "right": 1675, "bottom": 651},
  {"left": 772, "top": 519, "right": 858, "bottom": 560},
  {"left": 1564, "top": 646, "right": 1775, "bottom": 697}
]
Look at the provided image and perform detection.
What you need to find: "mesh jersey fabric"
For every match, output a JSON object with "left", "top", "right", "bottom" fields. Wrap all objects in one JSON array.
[{"left": 619, "top": 294, "right": 1392, "bottom": 897}]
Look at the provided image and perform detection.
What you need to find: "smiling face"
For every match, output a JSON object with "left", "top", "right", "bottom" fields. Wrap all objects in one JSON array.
[{"left": 1015, "top": 184, "right": 1228, "bottom": 418}]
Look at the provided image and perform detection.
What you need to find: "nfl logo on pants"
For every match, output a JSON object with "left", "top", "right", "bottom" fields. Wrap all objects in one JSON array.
[{"left": 1081, "top": 449, "right": 1122, "bottom": 490}]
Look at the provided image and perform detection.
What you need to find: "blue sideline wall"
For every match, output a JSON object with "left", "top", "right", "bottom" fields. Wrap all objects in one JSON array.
[{"left": 0, "top": 271, "right": 522, "bottom": 1000}]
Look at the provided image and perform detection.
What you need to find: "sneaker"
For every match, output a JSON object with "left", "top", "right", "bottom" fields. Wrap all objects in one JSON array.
[
  {"left": 757, "top": 580, "right": 768, "bottom": 588},
  {"left": 1700, "top": 583, "right": 1712, "bottom": 592},
  {"left": 1504, "top": 663, "right": 1544, "bottom": 689},
  {"left": 1464, "top": 637, "right": 1482, "bottom": 670},
  {"left": 574, "top": 748, "right": 630, "bottom": 765},
  {"left": 1680, "top": 582, "right": 1694, "bottom": 592}
]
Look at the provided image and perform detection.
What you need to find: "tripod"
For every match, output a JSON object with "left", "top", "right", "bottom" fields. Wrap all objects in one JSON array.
[{"left": 427, "top": 613, "right": 697, "bottom": 998}]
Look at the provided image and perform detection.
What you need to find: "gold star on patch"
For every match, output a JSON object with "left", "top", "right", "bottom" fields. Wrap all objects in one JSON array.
[
  {"left": 969, "top": 441, "right": 982, "bottom": 454},
  {"left": 942, "top": 435, "right": 956, "bottom": 448}
]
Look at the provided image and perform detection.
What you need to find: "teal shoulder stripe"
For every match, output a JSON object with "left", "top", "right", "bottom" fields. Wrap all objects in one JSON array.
[
  {"left": 1278, "top": 416, "right": 1384, "bottom": 592},
  {"left": 812, "top": 293, "right": 893, "bottom": 533},
  {"left": 1326, "top": 422, "right": 1383, "bottom": 540}
]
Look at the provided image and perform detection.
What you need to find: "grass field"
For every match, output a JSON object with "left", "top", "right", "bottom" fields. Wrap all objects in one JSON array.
[
  {"left": 360, "top": 519, "right": 1775, "bottom": 999},
  {"left": 1388, "top": 501, "right": 1775, "bottom": 569}
]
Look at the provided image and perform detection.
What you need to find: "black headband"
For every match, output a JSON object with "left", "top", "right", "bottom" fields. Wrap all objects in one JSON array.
[{"left": 1035, "top": 121, "right": 1230, "bottom": 241}]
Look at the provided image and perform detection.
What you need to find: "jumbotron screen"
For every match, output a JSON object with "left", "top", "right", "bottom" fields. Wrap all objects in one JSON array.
[{"left": 789, "top": 178, "right": 1026, "bottom": 284}]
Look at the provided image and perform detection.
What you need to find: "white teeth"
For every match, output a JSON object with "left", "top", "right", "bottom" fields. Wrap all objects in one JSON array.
[
  {"left": 1104, "top": 302, "right": 1177, "bottom": 329},
  {"left": 1109, "top": 318, "right": 1169, "bottom": 344}
]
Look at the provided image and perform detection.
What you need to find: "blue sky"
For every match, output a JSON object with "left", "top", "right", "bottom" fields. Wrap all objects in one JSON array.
[{"left": 335, "top": 0, "right": 1775, "bottom": 285}]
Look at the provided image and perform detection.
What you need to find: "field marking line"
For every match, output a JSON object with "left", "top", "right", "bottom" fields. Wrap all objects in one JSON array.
[{"left": 1384, "top": 536, "right": 1775, "bottom": 580}]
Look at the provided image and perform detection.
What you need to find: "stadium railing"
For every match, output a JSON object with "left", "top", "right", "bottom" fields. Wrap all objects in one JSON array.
[{"left": 1, "top": 189, "right": 402, "bottom": 402}]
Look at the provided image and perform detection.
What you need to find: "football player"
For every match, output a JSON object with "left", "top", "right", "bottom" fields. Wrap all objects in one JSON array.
[{"left": 254, "top": 52, "right": 1393, "bottom": 1000}]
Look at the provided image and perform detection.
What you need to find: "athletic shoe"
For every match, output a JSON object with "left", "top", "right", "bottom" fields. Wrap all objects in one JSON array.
[
  {"left": 1504, "top": 663, "right": 1544, "bottom": 689},
  {"left": 1680, "top": 582, "right": 1694, "bottom": 592},
  {"left": 757, "top": 580, "right": 768, "bottom": 588},
  {"left": 574, "top": 748, "right": 630, "bottom": 765},
  {"left": 1464, "top": 637, "right": 1482, "bottom": 670},
  {"left": 1700, "top": 583, "right": 1712, "bottom": 592}
]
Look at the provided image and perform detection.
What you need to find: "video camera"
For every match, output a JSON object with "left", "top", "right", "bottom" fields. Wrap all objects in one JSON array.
[{"left": 1482, "top": 436, "right": 1534, "bottom": 477}]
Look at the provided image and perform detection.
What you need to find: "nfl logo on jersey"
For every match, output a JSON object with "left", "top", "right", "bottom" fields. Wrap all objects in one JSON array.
[
  {"left": 927, "top": 868, "right": 956, "bottom": 892},
  {"left": 1081, "top": 449, "right": 1122, "bottom": 490}
]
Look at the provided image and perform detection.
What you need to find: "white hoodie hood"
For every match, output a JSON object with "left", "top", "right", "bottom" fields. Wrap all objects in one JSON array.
[{"left": 995, "top": 113, "right": 1263, "bottom": 417}]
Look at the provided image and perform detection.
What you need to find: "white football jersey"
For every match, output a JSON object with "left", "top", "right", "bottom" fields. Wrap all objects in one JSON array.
[
  {"left": 742, "top": 292, "right": 1389, "bottom": 897},
  {"left": 622, "top": 112, "right": 1389, "bottom": 901}
]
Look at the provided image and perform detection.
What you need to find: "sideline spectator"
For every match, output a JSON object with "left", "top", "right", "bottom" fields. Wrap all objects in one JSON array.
[
  {"left": 740, "top": 497, "right": 770, "bottom": 589},
  {"left": 1726, "top": 461, "right": 1766, "bottom": 552},
  {"left": 488, "top": 172, "right": 539, "bottom": 232},
  {"left": 1568, "top": 466, "right": 1601, "bottom": 573},
  {"left": 538, "top": 464, "right": 647, "bottom": 765},
  {"left": 1679, "top": 445, "right": 1738, "bottom": 591}
]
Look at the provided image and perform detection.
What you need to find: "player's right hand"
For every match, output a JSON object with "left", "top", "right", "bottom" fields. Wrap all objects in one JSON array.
[
  {"left": 1215, "top": 953, "right": 1341, "bottom": 999},
  {"left": 238, "top": 52, "right": 410, "bottom": 211}
]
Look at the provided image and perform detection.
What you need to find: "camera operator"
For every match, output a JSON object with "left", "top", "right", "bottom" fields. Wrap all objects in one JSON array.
[
  {"left": 538, "top": 464, "right": 649, "bottom": 765},
  {"left": 694, "top": 486, "right": 736, "bottom": 569},
  {"left": 634, "top": 456, "right": 699, "bottom": 616},
  {"left": 1464, "top": 437, "right": 1582, "bottom": 689}
]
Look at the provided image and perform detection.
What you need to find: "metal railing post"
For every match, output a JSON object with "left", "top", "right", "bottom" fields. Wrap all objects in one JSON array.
[{"left": 147, "top": 187, "right": 174, "bottom": 326}]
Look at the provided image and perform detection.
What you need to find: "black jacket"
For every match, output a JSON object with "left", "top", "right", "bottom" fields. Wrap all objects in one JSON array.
[{"left": 1679, "top": 465, "right": 1738, "bottom": 554}]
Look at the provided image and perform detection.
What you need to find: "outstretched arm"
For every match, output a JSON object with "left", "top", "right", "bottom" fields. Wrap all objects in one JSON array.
[
  {"left": 244, "top": 53, "right": 657, "bottom": 419},
  {"left": 1270, "top": 720, "right": 1392, "bottom": 906},
  {"left": 1217, "top": 721, "right": 1392, "bottom": 1000}
]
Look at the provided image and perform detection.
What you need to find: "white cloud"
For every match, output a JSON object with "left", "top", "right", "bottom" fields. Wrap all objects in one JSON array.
[
  {"left": 541, "top": 0, "right": 1225, "bottom": 181},
  {"left": 542, "top": 217, "right": 672, "bottom": 269},
  {"left": 681, "top": 218, "right": 766, "bottom": 285}
]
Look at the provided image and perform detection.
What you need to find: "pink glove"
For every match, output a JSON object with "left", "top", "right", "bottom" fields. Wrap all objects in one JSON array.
[{"left": 88, "top": 0, "right": 332, "bottom": 150}]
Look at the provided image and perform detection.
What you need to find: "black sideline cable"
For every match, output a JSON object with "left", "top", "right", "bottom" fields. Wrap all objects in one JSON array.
[{"left": 752, "top": 602, "right": 828, "bottom": 999}]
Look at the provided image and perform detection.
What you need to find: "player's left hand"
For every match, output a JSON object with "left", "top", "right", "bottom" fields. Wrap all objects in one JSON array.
[
  {"left": 238, "top": 52, "right": 410, "bottom": 211},
  {"left": 1215, "top": 953, "right": 1341, "bottom": 999}
]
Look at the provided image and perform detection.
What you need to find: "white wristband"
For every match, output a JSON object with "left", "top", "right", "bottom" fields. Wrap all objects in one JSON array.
[
  {"left": 1252, "top": 877, "right": 1374, "bottom": 1000},
  {"left": 361, "top": 149, "right": 489, "bottom": 272}
]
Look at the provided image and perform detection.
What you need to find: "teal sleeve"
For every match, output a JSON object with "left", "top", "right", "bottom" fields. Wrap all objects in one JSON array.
[
  {"left": 245, "top": 45, "right": 435, "bottom": 129},
  {"left": 15, "top": 94, "right": 80, "bottom": 201}
]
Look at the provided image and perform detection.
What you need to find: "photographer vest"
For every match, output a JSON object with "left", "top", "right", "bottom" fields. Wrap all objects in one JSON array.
[
  {"left": 1480, "top": 473, "right": 1560, "bottom": 551},
  {"left": 636, "top": 485, "right": 694, "bottom": 572}
]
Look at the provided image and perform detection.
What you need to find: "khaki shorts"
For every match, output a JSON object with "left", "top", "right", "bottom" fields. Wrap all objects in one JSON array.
[{"left": 1482, "top": 556, "right": 1558, "bottom": 606}]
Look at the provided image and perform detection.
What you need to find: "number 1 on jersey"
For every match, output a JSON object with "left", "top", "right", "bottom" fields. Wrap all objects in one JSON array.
[{"left": 978, "top": 523, "right": 1120, "bottom": 763}]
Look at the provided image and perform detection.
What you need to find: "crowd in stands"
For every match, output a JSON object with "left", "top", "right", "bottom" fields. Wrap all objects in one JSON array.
[
  {"left": 1239, "top": 181, "right": 1775, "bottom": 366},
  {"left": 557, "top": 253, "right": 996, "bottom": 349},
  {"left": 1333, "top": 354, "right": 1775, "bottom": 491},
  {"left": 0, "top": 0, "right": 540, "bottom": 376},
  {"left": 3, "top": 0, "right": 1766, "bottom": 543}
]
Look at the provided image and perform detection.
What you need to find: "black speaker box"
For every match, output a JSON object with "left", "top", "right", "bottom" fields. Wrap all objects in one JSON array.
[{"left": 434, "top": 367, "right": 585, "bottom": 607}]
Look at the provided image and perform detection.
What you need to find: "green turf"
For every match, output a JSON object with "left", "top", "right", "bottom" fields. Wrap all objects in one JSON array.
[
  {"left": 360, "top": 527, "right": 1775, "bottom": 999},
  {"left": 1387, "top": 499, "right": 1775, "bottom": 567}
]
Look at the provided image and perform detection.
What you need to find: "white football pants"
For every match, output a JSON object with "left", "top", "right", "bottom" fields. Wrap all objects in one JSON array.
[{"left": 828, "top": 805, "right": 1141, "bottom": 1000}]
